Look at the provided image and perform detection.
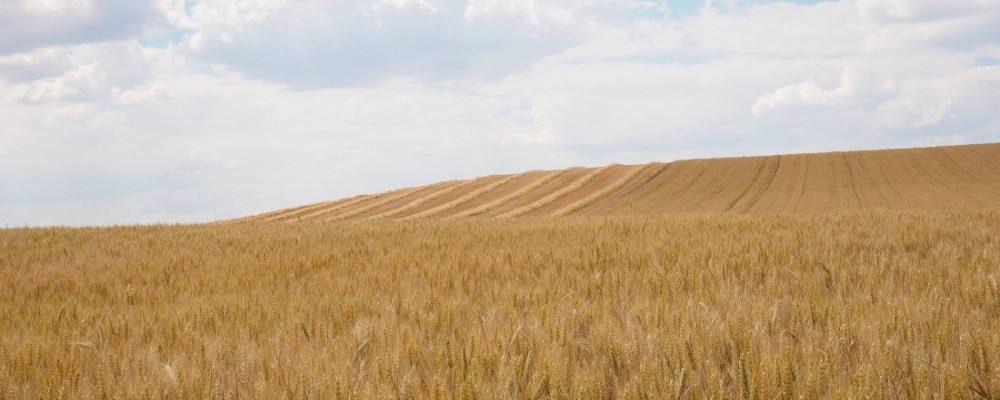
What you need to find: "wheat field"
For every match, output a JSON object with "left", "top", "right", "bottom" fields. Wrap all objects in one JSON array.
[
  {"left": 3, "top": 211, "right": 1000, "bottom": 398},
  {"left": 4, "top": 144, "right": 1000, "bottom": 398}
]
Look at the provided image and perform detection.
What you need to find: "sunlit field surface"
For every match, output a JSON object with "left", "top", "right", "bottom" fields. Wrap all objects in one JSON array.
[
  {"left": 239, "top": 143, "right": 1000, "bottom": 223},
  {"left": 3, "top": 211, "right": 999, "bottom": 398}
]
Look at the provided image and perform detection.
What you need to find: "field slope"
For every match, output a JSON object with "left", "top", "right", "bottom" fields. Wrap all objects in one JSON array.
[{"left": 234, "top": 143, "right": 1000, "bottom": 222}]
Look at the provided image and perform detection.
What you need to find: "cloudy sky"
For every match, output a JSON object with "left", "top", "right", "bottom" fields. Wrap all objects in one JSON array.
[{"left": 1, "top": 0, "right": 998, "bottom": 226}]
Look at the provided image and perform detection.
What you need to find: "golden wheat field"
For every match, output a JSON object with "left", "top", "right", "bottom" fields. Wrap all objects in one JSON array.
[
  {"left": 3, "top": 144, "right": 1000, "bottom": 399},
  {"left": 2, "top": 212, "right": 1000, "bottom": 398}
]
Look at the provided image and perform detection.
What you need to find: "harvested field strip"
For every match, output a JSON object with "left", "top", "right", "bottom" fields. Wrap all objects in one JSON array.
[
  {"left": 842, "top": 153, "right": 863, "bottom": 208},
  {"left": 910, "top": 155, "right": 986, "bottom": 206},
  {"left": 296, "top": 191, "right": 405, "bottom": 221},
  {"left": 749, "top": 154, "right": 806, "bottom": 213},
  {"left": 517, "top": 165, "right": 628, "bottom": 217},
  {"left": 257, "top": 199, "right": 344, "bottom": 221},
  {"left": 250, "top": 203, "right": 322, "bottom": 223},
  {"left": 872, "top": 158, "right": 911, "bottom": 209},
  {"left": 726, "top": 156, "right": 781, "bottom": 213},
  {"left": 868, "top": 150, "right": 930, "bottom": 209},
  {"left": 600, "top": 160, "right": 706, "bottom": 214},
  {"left": 450, "top": 169, "right": 570, "bottom": 218},
  {"left": 341, "top": 181, "right": 457, "bottom": 220},
  {"left": 852, "top": 153, "right": 891, "bottom": 208},
  {"left": 440, "top": 170, "right": 551, "bottom": 216},
  {"left": 280, "top": 194, "right": 375, "bottom": 222},
  {"left": 744, "top": 155, "right": 782, "bottom": 211},
  {"left": 394, "top": 175, "right": 509, "bottom": 219},
  {"left": 552, "top": 163, "right": 655, "bottom": 216},
  {"left": 364, "top": 179, "right": 474, "bottom": 220},
  {"left": 572, "top": 162, "right": 669, "bottom": 215},
  {"left": 262, "top": 195, "right": 365, "bottom": 222},
  {"left": 799, "top": 152, "right": 845, "bottom": 212},
  {"left": 969, "top": 143, "right": 1000, "bottom": 172},
  {"left": 663, "top": 158, "right": 751, "bottom": 213},
  {"left": 830, "top": 152, "right": 858, "bottom": 210},
  {"left": 477, "top": 168, "right": 591, "bottom": 218},
  {"left": 497, "top": 165, "right": 613, "bottom": 218},
  {"left": 602, "top": 162, "right": 686, "bottom": 212},
  {"left": 665, "top": 160, "right": 728, "bottom": 212},
  {"left": 404, "top": 173, "right": 525, "bottom": 219},
  {"left": 324, "top": 185, "right": 435, "bottom": 221},
  {"left": 935, "top": 147, "right": 1000, "bottom": 197}
]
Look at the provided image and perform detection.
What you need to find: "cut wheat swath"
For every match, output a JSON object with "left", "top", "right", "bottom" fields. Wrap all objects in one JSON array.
[
  {"left": 282, "top": 194, "right": 380, "bottom": 222},
  {"left": 449, "top": 169, "right": 571, "bottom": 218},
  {"left": 551, "top": 163, "right": 657, "bottom": 217},
  {"left": 363, "top": 179, "right": 473, "bottom": 220},
  {"left": 497, "top": 165, "right": 613, "bottom": 218},
  {"left": 402, "top": 172, "right": 526, "bottom": 220},
  {"left": 263, "top": 195, "right": 370, "bottom": 222},
  {"left": 327, "top": 184, "right": 439, "bottom": 221}
]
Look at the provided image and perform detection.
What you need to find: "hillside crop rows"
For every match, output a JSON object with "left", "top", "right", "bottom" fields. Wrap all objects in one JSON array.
[
  {"left": 237, "top": 143, "right": 1000, "bottom": 223},
  {"left": 3, "top": 210, "right": 1000, "bottom": 398}
]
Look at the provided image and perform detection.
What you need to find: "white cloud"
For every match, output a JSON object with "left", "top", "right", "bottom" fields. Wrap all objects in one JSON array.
[
  {"left": 857, "top": 0, "right": 1000, "bottom": 22},
  {"left": 2, "top": 42, "right": 179, "bottom": 104},
  {"left": 179, "top": 146, "right": 245, "bottom": 170},
  {"left": 2, "top": 0, "right": 1000, "bottom": 226},
  {"left": 0, "top": 0, "right": 164, "bottom": 54},
  {"left": 178, "top": 0, "right": 583, "bottom": 87},
  {"left": 112, "top": 84, "right": 172, "bottom": 105},
  {"left": 877, "top": 65, "right": 1000, "bottom": 129},
  {"left": 0, "top": 47, "right": 73, "bottom": 82},
  {"left": 376, "top": 0, "right": 438, "bottom": 12},
  {"left": 752, "top": 64, "right": 899, "bottom": 117},
  {"left": 6, "top": 62, "right": 104, "bottom": 103},
  {"left": 681, "top": 1, "right": 869, "bottom": 56}
]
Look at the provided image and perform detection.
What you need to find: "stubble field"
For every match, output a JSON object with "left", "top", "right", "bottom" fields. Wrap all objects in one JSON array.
[{"left": 3, "top": 211, "right": 999, "bottom": 398}]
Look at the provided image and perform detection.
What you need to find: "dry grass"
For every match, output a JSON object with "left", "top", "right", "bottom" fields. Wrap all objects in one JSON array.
[{"left": 3, "top": 210, "right": 999, "bottom": 398}]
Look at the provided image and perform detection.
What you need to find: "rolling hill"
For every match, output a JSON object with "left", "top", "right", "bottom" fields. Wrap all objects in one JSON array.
[{"left": 232, "top": 142, "right": 1000, "bottom": 222}]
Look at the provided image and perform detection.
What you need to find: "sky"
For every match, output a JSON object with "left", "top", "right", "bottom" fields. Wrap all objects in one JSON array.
[{"left": 1, "top": 0, "right": 999, "bottom": 226}]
